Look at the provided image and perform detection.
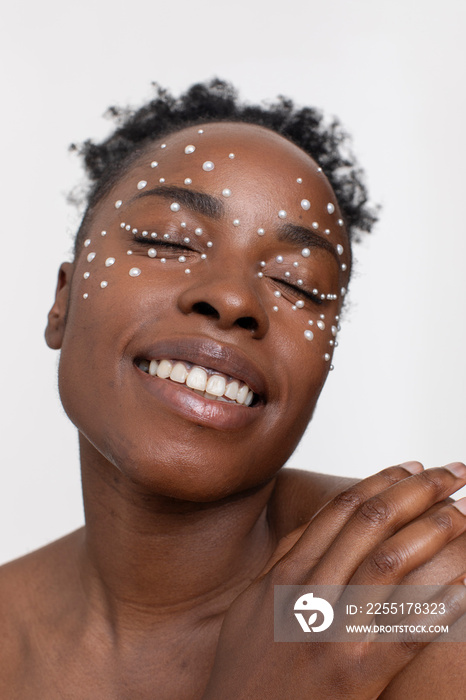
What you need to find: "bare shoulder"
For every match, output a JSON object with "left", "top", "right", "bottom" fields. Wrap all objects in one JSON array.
[{"left": 0, "top": 529, "right": 83, "bottom": 687}]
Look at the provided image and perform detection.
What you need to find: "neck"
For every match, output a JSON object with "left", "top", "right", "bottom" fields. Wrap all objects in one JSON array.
[{"left": 78, "top": 439, "right": 277, "bottom": 632}]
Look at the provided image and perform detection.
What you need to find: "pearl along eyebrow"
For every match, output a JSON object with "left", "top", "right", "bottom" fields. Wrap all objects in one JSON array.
[
  {"left": 277, "top": 223, "right": 342, "bottom": 265},
  {"left": 132, "top": 185, "right": 224, "bottom": 219}
]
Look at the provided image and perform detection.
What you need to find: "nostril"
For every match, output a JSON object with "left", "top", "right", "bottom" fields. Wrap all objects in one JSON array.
[
  {"left": 192, "top": 301, "right": 220, "bottom": 319},
  {"left": 237, "top": 317, "right": 258, "bottom": 333}
]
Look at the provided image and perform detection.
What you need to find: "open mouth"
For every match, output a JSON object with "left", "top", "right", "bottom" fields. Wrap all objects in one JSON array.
[{"left": 135, "top": 358, "right": 258, "bottom": 407}]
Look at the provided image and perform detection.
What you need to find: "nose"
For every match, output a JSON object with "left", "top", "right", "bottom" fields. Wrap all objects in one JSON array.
[{"left": 177, "top": 265, "right": 270, "bottom": 339}]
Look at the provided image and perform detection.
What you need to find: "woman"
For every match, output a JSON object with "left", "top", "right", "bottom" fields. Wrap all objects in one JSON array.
[{"left": 1, "top": 79, "right": 465, "bottom": 699}]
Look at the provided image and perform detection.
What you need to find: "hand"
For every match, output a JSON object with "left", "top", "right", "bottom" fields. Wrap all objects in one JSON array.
[{"left": 202, "top": 462, "right": 466, "bottom": 700}]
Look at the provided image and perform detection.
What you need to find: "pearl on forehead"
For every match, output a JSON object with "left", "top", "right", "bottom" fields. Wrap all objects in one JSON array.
[
  {"left": 137, "top": 180, "right": 147, "bottom": 190},
  {"left": 129, "top": 268, "right": 141, "bottom": 277},
  {"left": 148, "top": 248, "right": 157, "bottom": 258},
  {"left": 83, "top": 293, "right": 88, "bottom": 299},
  {"left": 87, "top": 252, "right": 96, "bottom": 263},
  {"left": 195, "top": 227, "right": 203, "bottom": 236},
  {"left": 257, "top": 228, "right": 265, "bottom": 236},
  {"left": 301, "top": 199, "right": 310, "bottom": 210},
  {"left": 292, "top": 305, "right": 297, "bottom": 311},
  {"left": 159, "top": 178, "right": 165, "bottom": 184},
  {"left": 229, "top": 153, "right": 235, "bottom": 159},
  {"left": 84, "top": 239, "right": 91, "bottom": 247},
  {"left": 185, "top": 145, "right": 195, "bottom": 154},
  {"left": 83, "top": 272, "right": 90, "bottom": 279},
  {"left": 170, "top": 202, "right": 181, "bottom": 212},
  {"left": 100, "top": 281, "right": 108, "bottom": 288},
  {"left": 222, "top": 188, "right": 232, "bottom": 197},
  {"left": 330, "top": 364, "right": 334, "bottom": 371},
  {"left": 233, "top": 219, "right": 240, "bottom": 226},
  {"left": 337, "top": 244, "right": 344, "bottom": 255},
  {"left": 120, "top": 223, "right": 125, "bottom": 229},
  {"left": 105, "top": 257, "right": 115, "bottom": 267},
  {"left": 151, "top": 161, "right": 158, "bottom": 168},
  {"left": 317, "top": 167, "right": 322, "bottom": 172},
  {"left": 101, "top": 230, "right": 107, "bottom": 237},
  {"left": 203, "top": 161, "right": 215, "bottom": 171},
  {"left": 304, "top": 330, "right": 314, "bottom": 341},
  {"left": 327, "top": 203, "right": 335, "bottom": 214},
  {"left": 297, "top": 178, "right": 303, "bottom": 184},
  {"left": 115, "top": 200, "right": 122, "bottom": 209},
  {"left": 301, "top": 248, "right": 310, "bottom": 258},
  {"left": 278, "top": 210, "right": 287, "bottom": 219},
  {"left": 184, "top": 178, "right": 192, "bottom": 185}
]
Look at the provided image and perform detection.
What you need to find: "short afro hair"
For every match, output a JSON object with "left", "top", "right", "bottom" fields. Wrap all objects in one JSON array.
[{"left": 71, "top": 78, "right": 377, "bottom": 255}]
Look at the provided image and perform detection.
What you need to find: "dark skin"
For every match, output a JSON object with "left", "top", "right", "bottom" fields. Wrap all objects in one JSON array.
[{"left": 1, "top": 123, "right": 466, "bottom": 699}]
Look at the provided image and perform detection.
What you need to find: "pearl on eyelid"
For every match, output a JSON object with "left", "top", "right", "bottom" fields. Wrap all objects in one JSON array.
[
  {"left": 170, "top": 202, "right": 180, "bottom": 212},
  {"left": 184, "top": 178, "right": 192, "bottom": 185},
  {"left": 301, "top": 248, "right": 310, "bottom": 258},
  {"left": 278, "top": 210, "right": 287, "bottom": 219},
  {"left": 159, "top": 178, "right": 165, "bottom": 183},
  {"left": 148, "top": 249, "right": 157, "bottom": 258}
]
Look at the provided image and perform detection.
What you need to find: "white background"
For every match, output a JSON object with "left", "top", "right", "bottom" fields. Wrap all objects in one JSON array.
[{"left": 1, "top": 0, "right": 465, "bottom": 565}]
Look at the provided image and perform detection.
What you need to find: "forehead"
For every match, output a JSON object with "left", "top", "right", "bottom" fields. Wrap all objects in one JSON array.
[{"left": 115, "top": 122, "right": 339, "bottom": 209}]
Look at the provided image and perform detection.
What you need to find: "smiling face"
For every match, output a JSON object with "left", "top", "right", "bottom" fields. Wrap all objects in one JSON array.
[{"left": 47, "top": 122, "right": 350, "bottom": 501}]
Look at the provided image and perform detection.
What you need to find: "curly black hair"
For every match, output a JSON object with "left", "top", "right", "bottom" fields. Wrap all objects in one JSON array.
[{"left": 71, "top": 78, "right": 377, "bottom": 256}]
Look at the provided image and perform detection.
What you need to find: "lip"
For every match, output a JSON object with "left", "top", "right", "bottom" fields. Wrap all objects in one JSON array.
[{"left": 134, "top": 336, "right": 268, "bottom": 399}]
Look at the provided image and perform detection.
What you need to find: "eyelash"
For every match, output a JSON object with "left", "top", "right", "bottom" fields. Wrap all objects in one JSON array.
[
  {"left": 133, "top": 236, "right": 191, "bottom": 251},
  {"left": 274, "top": 279, "right": 323, "bottom": 305}
]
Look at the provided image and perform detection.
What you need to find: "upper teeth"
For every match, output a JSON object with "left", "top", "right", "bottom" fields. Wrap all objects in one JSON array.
[{"left": 137, "top": 358, "right": 255, "bottom": 406}]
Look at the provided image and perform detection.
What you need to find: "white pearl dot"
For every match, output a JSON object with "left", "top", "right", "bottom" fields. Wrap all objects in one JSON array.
[
  {"left": 183, "top": 237, "right": 190, "bottom": 243},
  {"left": 127, "top": 250, "right": 132, "bottom": 255},
  {"left": 341, "top": 287, "right": 347, "bottom": 295},
  {"left": 260, "top": 261, "right": 266, "bottom": 267},
  {"left": 258, "top": 272, "right": 264, "bottom": 278},
  {"left": 312, "top": 222, "right": 318, "bottom": 229},
  {"left": 304, "top": 330, "right": 314, "bottom": 341},
  {"left": 161, "top": 258, "right": 166, "bottom": 263},
  {"left": 207, "top": 241, "right": 213, "bottom": 247},
  {"left": 137, "top": 180, "right": 147, "bottom": 190},
  {"left": 297, "top": 279, "right": 303, "bottom": 285},
  {"left": 151, "top": 232, "right": 157, "bottom": 238},
  {"left": 274, "top": 290, "right": 281, "bottom": 298},
  {"left": 308, "top": 320, "right": 314, "bottom": 325},
  {"left": 105, "top": 257, "right": 115, "bottom": 267},
  {"left": 198, "top": 129, "right": 204, "bottom": 134},
  {"left": 170, "top": 202, "right": 181, "bottom": 212},
  {"left": 301, "top": 199, "right": 310, "bottom": 210},
  {"left": 330, "top": 364, "right": 334, "bottom": 371},
  {"left": 148, "top": 248, "right": 157, "bottom": 258},
  {"left": 201, "top": 253, "right": 207, "bottom": 260},
  {"left": 83, "top": 293, "right": 88, "bottom": 299},
  {"left": 293, "top": 261, "right": 299, "bottom": 267},
  {"left": 161, "top": 143, "right": 166, "bottom": 149},
  {"left": 132, "top": 228, "right": 138, "bottom": 234},
  {"left": 331, "top": 325, "right": 338, "bottom": 336},
  {"left": 163, "top": 233, "right": 170, "bottom": 239},
  {"left": 276, "top": 255, "right": 283, "bottom": 263},
  {"left": 184, "top": 178, "right": 192, "bottom": 185},
  {"left": 292, "top": 305, "right": 297, "bottom": 311},
  {"left": 178, "top": 255, "right": 186, "bottom": 263},
  {"left": 151, "top": 161, "right": 158, "bottom": 168},
  {"left": 324, "top": 353, "right": 331, "bottom": 361},
  {"left": 337, "top": 219, "right": 344, "bottom": 226},
  {"left": 159, "top": 178, "right": 165, "bottom": 183},
  {"left": 185, "top": 268, "right": 191, "bottom": 274},
  {"left": 273, "top": 306, "right": 279, "bottom": 312},
  {"left": 278, "top": 210, "right": 287, "bottom": 219},
  {"left": 296, "top": 300, "right": 304, "bottom": 308},
  {"left": 87, "top": 252, "right": 96, "bottom": 263},
  {"left": 222, "top": 188, "right": 232, "bottom": 197},
  {"left": 125, "top": 225, "right": 131, "bottom": 231},
  {"left": 229, "top": 153, "right": 235, "bottom": 159},
  {"left": 257, "top": 228, "right": 265, "bottom": 236},
  {"left": 129, "top": 267, "right": 141, "bottom": 277},
  {"left": 301, "top": 248, "right": 310, "bottom": 258},
  {"left": 297, "top": 178, "right": 303, "bottom": 184},
  {"left": 285, "top": 271, "right": 291, "bottom": 278},
  {"left": 324, "top": 229, "right": 330, "bottom": 235},
  {"left": 180, "top": 222, "right": 186, "bottom": 228},
  {"left": 341, "top": 263, "right": 347, "bottom": 271},
  {"left": 195, "top": 227, "right": 203, "bottom": 236},
  {"left": 101, "top": 230, "right": 107, "bottom": 237},
  {"left": 185, "top": 145, "right": 196, "bottom": 154},
  {"left": 233, "top": 219, "right": 240, "bottom": 226},
  {"left": 317, "top": 321, "right": 325, "bottom": 330},
  {"left": 317, "top": 167, "right": 322, "bottom": 172},
  {"left": 327, "top": 203, "right": 335, "bottom": 214},
  {"left": 83, "top": 272, "right": 90, "bottom": 279},
  {"left": 115, "top": 200, "right": 122, "bottom": 209},
  {"left": 337, "top": 244, "right": 344, "bottom": 255},
  {"left": 203, "top": 161, "right": 214, "bottom": 171},
  {"left": 84, "top": 239, "right": 91, "bottom": 247},
  {"left": 100, "top": 281, "right": 108, "bottom": 288}
]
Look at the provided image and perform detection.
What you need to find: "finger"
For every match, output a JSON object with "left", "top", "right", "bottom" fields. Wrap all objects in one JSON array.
[
  {"left": 268, "top": 462, "right": 424, "bottom": 579},
  {"left": 350, "top": 497, "right": 466, "bottom": 585},
  {"left": 303, "top": 463, "right": 466, "bottom": 584}
]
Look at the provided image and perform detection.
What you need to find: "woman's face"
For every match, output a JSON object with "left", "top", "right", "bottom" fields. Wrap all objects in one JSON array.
[{"left": 49, "top": 123, "right": 350, "bottom": 501}]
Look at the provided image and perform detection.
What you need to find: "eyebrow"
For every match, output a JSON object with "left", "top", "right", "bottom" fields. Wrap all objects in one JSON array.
[
  {"left": 277, "top": 223, "right": 341, "bottom": 264},
  {"left": 133, "top": 185, "right": 224, "bottom": 219}
]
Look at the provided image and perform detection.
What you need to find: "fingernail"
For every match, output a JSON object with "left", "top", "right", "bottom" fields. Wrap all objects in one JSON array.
[
  {"left": 453, "top": 497, "right": 466, "bottom": 515},
  {"left": 401, "top": 461, "right": 424, "bottom": 474},
  {"left": 444, "top": 462, "right": 466, "bottom": 478}
]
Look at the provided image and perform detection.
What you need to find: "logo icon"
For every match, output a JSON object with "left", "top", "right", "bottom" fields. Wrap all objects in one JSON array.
[{"left": 294, "top": 592, "right": 334, "bottom": 633}]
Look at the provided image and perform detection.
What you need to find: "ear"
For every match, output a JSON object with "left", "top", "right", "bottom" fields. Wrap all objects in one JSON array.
[{"left": 45, "top": 262, "right": 74, "bottom": 350}]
